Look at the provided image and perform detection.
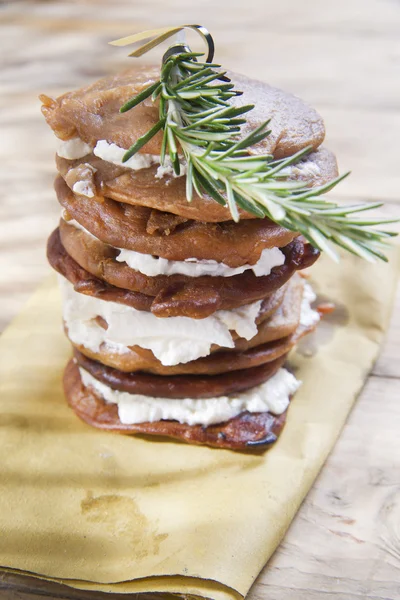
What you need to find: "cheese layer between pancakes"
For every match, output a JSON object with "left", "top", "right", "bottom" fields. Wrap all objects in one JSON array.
[
  {"left": 79, "top": 365, "right": 301, "bottom": 427},
  {"left": 60, "top": 276, "right": 319, "bottom": 367},
  {"left": 63, "top": 212, "right": 286, "bottom": 278}
]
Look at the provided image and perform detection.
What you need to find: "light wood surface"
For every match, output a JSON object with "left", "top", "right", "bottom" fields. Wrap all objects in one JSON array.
[{"left": 0, "top": 1, "right": 399, "bottom": 599}]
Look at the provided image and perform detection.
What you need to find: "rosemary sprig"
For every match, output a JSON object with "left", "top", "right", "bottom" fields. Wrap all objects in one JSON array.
[{"left": 120, "top": 51, "right": 397, "bottom": 261}]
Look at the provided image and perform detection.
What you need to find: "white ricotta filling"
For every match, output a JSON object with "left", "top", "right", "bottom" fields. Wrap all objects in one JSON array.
[
  {"left": 116, "top": 246, "right": 285, "bottom": 278},
  {"left": 279, "top": 159, "right": 321, "bottom": 181},
  {"left": 56, "top": 137, "right": 187, "bottom": 178},
  {"left": 93, "top": 140, "right": 159, "bottom": 170},
  {"left": 72, "top": 180, "right": 95, "bottom": 198},
  {"left": 63, "top": 212, "right": 96, "bottom": 237},
  {"left": 60, "top": 277, "right": 261, "bottom": 366},
  {"left": 155, "top": 162, "right": 184, "bottom": 179},
  {"left": 70, "top": 164, "right": 97, "bottom": 198},
  {"left": 63, "top": 215, "right": 286, "bottom": 278},
  {"left": 79, "top": 366, "right": 301, "bottom": 427},
  {"left": 57, "top": 138, "right": 320, "bottom": 184},
  {"left": 93, "top": 139, "right": 187, "bottom": 177},
  {"left": 291, "top": 160, "right": 321, "bottom": 178},
  {"left": 300, "top": 282, "right": 320, "bottom": 328},
  {"left": 57, "top": 137, "right": 93, "bottom": 160}
]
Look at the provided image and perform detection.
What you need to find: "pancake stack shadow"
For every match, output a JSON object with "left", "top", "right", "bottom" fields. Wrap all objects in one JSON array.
[{"left": 41, "top": 66, "right": 336, "bottom": 450}]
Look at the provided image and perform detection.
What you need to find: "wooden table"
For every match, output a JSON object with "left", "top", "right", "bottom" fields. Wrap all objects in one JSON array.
[{"left": 1, "top": 1, "right": 399, "bottom": 598}]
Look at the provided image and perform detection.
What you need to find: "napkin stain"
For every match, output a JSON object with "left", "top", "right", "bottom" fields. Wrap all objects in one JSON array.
[
  {"left": 81, "top": 491, "right": 168, "bottom": 558},
  {"left": 0, "top": 414, "right": 30, "bottom": 430}
]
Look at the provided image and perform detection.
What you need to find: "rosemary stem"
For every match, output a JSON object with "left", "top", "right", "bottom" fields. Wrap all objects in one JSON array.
[{"left": 118, "top": 49, "right": 398, "bottom": 262}]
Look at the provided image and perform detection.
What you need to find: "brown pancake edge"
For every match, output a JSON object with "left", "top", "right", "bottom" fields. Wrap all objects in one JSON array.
[
  {"left": 42, "top": 66, "right": 325, "bottom": 158},
  {"left": 71, "top": 334, "right": 294, "bottom": 376},
  {"left": 56, "top": 145, "right": 338, "bottom": 223},
  {"left": 64, "top": 359, "right": 288, "bottom": 451},
  {"left": 67, "top": 276, "right": 306, "bottom": 375},
  {"left": 59, "top": 218, "right": 307, "bottom": 311},
  {"left": 56, "top": 175, "right": 297, "bottom": 266},
  {"left": 48, "top": 228, "right": 291, "bottom": 318},
  {"left": 49, "top": 226, "right": 319, "bottom": 318},
  {"left": 47, "top": 228, "right": 155, "bottom": 312},
  {"left": 70, "top": 315, "right": 316, "bottom": 378},
  {"left": 74, "top": 350, "right": 287, "bottom": 399},
  {"left": 42, "top": 67, "right": 329, "bottom": 228}
]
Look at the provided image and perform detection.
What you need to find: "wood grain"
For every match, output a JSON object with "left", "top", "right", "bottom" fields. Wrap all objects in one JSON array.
[{"left": 0, "top": 0, "right": 399, "bottom": 599}]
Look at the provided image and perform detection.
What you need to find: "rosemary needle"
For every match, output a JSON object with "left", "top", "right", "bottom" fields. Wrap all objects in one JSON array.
[{"left": 120, "top": 51, "right": 397, "bottom": 262}]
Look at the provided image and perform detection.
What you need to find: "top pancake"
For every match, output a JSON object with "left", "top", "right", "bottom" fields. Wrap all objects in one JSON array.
[
  {"left": 41, "top": 66, "right": 337, "bottom": 222},
  {"left": 41, "top": 66, "right": 325, "bottom": 157}
]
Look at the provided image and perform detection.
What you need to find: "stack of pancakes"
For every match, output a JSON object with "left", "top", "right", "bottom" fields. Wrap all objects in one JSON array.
[{"left": 41, "top": 66, "right": 338, "bottom": 450}]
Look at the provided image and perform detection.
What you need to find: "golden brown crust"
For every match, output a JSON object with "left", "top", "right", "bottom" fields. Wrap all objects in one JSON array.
[
  {"left": 59, "top": 217, "right": 291, "bottom": 300},
  {"left": 64, "top": 359, "right": 287, "bottom": 450},
  {"left": 56, "top": 176, "right": 297, "bottom": 265},
  {"left": 288, "top": 147, "right": 338, "bottom": 187},
  {"left": 44, "top": 66, "right": 327, "bottom": 451},
  {"left": 40, "top": 66, "right": 162, "bottom": 147}
]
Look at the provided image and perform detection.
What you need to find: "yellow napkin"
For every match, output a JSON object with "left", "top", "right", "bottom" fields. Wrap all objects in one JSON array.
[{"left": 0, "top": 250, "right": 398, "bottom": 599}]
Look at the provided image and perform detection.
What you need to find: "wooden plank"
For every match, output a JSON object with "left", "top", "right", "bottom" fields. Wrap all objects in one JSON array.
[
  {"left": 5, "top": 0, "right": 400, "bottom": 36},
  {"left": 249, "top": 374, "right": 400, "bottom": 600},
  {"left": 3, "top": 1, "right": 400, "bottom": 115},
  {"left": 373, "top": 280, "right": 400, "bottom": 378}
]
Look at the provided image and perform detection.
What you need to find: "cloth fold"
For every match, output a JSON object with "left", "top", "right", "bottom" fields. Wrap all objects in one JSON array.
[{"left": 0, "top": 250, "right": 398, "bottom": 599}]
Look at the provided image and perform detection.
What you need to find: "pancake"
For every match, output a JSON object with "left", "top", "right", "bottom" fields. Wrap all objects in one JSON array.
[
  {"left": 65, "top": 358, "right": 287, "bottom": 451},
  {"left": 71, "top": 303, "right": 316, "bottom": 377},
  {"left": 48, "top": 228, "right": 288, "bottom": 318},
  {"left": 58, "top": 218, "right": 289, "bottom": 300},
  {"left": 47, "top": 228, "right": 155, "bottom": 311},
  {"left": 50, "top": 225, "right": 319, "bottom": 318},
  {"left": 41, "top": 66, "right": 324, "bottom": 157},
  {"left": 55, "top": 175, "right": 297, "bottom": 266},
  {"left": 41, "top": 64, "right": 331, "bottom": 451},
  {"left": 42, "top": 66, "right": 335, "bottom": 222},
  {"left": 55, "top": 145, "right": 338, "bottom": 222},
  {"left": 41, "top": 67, "right": 328, "bottom": 221},
  {"left": 67, "top": 275, "right": 305, "bottom": 374},
  {"left": 228, "top": 273, "right": 304, "bottom": 349},
  {"left": 72, "top": 332, "right": 295, "bottom": 376},
  {"left": 74, "top": 350, "right": 287, "bottom": 399},
  {"left": 58, "top": 215, "right": 309, "bottom": 309}
]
